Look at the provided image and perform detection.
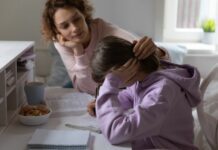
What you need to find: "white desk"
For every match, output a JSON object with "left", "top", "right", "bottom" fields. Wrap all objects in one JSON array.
[
  {"left": 0, "top": 87, "right": 131, "bottom": 150},
  {"left": 0, "top": 41, "right": 35, "bottom": 134}
]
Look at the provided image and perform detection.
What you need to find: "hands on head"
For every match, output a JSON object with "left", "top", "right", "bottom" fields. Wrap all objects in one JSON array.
[
  {"left": 111, "top": 58, "right": 140, "bottom": 86},
  {"left": 87, "top": 36, "right": 158, "bottom": 117},
  {"left": 133, "top": 36, "right": 157, "bottom": 60}
]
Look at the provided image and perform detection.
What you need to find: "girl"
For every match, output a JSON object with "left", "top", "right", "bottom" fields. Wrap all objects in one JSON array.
[
  {"left": 41, "top": 0, "right": 169, "bottom": 95},
  {"left": 90, "top": 36, "right": 201, "bottom": 150}
]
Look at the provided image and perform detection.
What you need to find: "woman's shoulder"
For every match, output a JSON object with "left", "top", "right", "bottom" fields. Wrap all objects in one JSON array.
[
  {"left": 91, "top": 18, "right": 115, "bottom": 32},
  {"left": 91, "top": 18, "right": 112, "bottom": 26},
  {"left": 91, "top": 18, "right": 138, "bottom": 41},
  {"left": 89, "top": 18, "right": 119, "bottom": 41}
]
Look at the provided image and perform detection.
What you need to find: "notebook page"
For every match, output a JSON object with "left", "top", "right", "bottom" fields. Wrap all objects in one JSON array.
[
  {"left": 45, "top": 87, "right": 94, "bottom": 113},
  {"left": 28, "top": 129, "right": 90, "bottom": 147}
]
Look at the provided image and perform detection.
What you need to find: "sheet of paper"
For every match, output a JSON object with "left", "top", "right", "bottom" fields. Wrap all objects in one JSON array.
[
  {"left": 28, "top": 129, "right": 90, "bottom": 149},
  {"left": 45, "top": 87, "right": 94, "bottom": 113}
]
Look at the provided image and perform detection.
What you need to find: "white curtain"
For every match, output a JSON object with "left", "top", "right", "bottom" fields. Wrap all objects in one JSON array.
[{"left": 176, "top": 0, "right": 217, "bottom": 28}]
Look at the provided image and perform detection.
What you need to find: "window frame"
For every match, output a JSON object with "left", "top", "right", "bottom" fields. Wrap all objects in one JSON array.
[{"left": 161, "top": 0, "right": 217, "bottom": 42}]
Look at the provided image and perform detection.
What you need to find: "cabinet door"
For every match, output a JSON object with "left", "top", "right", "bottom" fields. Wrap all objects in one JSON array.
[
  {"left": 0, "top": 70, "right": 7, "bottom": 127},
  {"left": 5, "top": 62, "right": 17, "bottom": 122}
]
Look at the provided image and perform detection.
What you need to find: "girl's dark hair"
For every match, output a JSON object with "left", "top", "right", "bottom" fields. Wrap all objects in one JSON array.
[
  {"left": 41, "top": 0, "right": 93, "bottom": 41},
  {"left": 91, "top": 36, "right": 160, "bottom": 83}
]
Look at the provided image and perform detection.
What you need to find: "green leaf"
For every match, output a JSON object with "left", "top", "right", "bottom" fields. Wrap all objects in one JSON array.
[{"left": 202, "top": 19, "right": 216, "bottom": 32}]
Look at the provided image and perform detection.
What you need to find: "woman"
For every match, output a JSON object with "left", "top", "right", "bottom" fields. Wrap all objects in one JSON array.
[
  {"left": 41, "top": 0, "right": 169, "bottom": 95},
  {"left": 90, "top": 36, "right": 201, "bottom": 150}
]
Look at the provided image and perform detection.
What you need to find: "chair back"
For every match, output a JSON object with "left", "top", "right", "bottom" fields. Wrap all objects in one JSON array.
[{"left": 197, "top": 63, "right": 218, "bottom": 150}]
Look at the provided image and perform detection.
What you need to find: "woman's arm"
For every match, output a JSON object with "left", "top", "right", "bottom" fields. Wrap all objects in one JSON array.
[{"left": 54, "top": 42, "right": 97, "bottom": 95}]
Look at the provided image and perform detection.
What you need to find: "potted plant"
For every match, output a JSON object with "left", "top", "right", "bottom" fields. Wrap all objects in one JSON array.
[{"left": 202, "top": 19, "right": 216, "bottom": 44}]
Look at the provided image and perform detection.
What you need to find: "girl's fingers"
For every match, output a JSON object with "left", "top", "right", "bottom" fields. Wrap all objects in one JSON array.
[
  {"left": 132, "top": 40, "right": 137, "bottom": 45},
  {"left": 123, "top": 58, "right": 135, "bottom": 67},
  {"left": 115, "top": 58, "right": 134, "bottom": 72},
  {"left": 133, "top": 36, "right": 149, "bottom": 54},
  {"left": 87, "top": 107, "right": 95, "bottom": 116},
  {"left": 124, "top": 61, "right": 140, "bottom": 83},
  {"left": 122, "top": 59, "right": 138, "bottom": 77},
  {"left": 117, "top": 59, "right": 138, "bottom": 71},
  {"left": 138, "top": 43, "right": 156, "bottom": 59},
  {"left": 87, "top": 101, "right": 96, "bottom": 117},
  {"left": 127, "top": 59, "right": 137, "bottom": 70},
  {"left": 137, "top": 38, "right": 151, "bottom": 55},
  {"left": 135, "top": 41, "right": 153, "bottom": 57},
  {"left": 112, "top": 59, "right": 140, "bottom": 84}
]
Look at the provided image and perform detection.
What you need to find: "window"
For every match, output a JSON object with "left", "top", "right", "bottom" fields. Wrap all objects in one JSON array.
[
  {"left": 162, "top": 0, "right": 217, "bottom": 42},
  {"left": 177, "top": 0, "right": 201, "bottom": 28}
]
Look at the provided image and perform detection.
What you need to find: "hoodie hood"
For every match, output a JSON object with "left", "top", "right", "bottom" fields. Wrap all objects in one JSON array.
[{"left": 153, "top": 61, "right": 201, "bottom": 107}]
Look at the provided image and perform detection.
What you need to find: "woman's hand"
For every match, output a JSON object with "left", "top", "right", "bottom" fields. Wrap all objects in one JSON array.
[
  {"left": 112, "top": 59, "right": 140, "bottom": 85},
  {"left": 57, "top": 34, "right": 84, "bottom": 56},
  {"left": 133, "top": 36, "right": 157, "bottom": 59},
  {"left": 87, "top": 100, "right": 96, "bottom": 117}
]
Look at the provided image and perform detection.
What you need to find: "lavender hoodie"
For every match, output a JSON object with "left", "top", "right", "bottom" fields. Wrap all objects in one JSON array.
[{"left": 96, "top": 61, "right": 201, "bottom": 150}]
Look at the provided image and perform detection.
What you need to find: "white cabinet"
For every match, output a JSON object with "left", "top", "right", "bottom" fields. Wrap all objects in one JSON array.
[{"left": 0, "top": 41, "right": 34, "bottom": 133}]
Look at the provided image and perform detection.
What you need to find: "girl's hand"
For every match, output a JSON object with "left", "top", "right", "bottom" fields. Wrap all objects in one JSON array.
[
  {"left": 87, "top": 100, "right": 96, "bottom": 117},
  {"left": 112, "top": 59, "right": 140, "bottom": 85},
  {"left": 57, "top": 34, "right": 84, "bottom": 56},
  {"left": 133, "top": 36, "right": 157, "bottom": 60}
]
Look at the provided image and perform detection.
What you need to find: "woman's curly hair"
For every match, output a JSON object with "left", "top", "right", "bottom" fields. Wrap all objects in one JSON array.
[{"left": 41, "top": 0, "right": 94, "bottom": 42}]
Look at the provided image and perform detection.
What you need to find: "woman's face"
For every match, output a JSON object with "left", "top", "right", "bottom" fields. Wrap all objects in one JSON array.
[{"left": 54, "top": 7, "right": 90, "bottom": 45}]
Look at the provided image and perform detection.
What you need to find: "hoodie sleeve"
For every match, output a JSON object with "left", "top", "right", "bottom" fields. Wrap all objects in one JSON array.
[
  {"left": 96, "top": 74, "right": 172, "bottom": 145},
  {"left": 117, "top": 89, "right": 134, "bottom": 110}
]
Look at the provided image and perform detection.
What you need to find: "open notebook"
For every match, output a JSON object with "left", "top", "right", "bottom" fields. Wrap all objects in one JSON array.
[{"left": 28, "top": 129, "right": 90, "bottom": 150}]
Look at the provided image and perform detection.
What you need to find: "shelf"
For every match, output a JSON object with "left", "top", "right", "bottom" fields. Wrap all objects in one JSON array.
[
  {"left": 0, "top": 100, "right": 7, "bottom": 127},
  {"left": 17, "top": 70, "right": 28, "bottom": 83},
  {"left": 6, "top": 85, "right": 16, "bottom": 97},
  {"left": 17, "top": 81, "right": 26, "bottom": 107},
  {"left": 0, "top": 126, "right": 6, "bottom": 135},
  {"left": 0, "top": 97, "right": 3, "bottom": 104},
  {"left": 7, "top": 110, "right": 17, "bottom": 123}
]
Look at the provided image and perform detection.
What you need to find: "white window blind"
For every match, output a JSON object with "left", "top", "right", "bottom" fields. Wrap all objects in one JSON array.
[
  {"left": 177, "top": 0, "right": 201, "bottom": 28},
  {"left": 157, "top": 0, "right": 217, "bottom": 42},
  {"left": 176, "top": 0, "right": 216, "bottom": 29}
]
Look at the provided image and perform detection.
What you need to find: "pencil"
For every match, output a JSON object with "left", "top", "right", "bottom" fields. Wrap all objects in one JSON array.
[{"left": 65, "top": 123, "right": 102, "bottom": 134}]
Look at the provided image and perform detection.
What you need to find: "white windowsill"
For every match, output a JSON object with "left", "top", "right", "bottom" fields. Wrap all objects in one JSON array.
[{"left": 177, "top": 43, "right": 216, "bottom": 55}]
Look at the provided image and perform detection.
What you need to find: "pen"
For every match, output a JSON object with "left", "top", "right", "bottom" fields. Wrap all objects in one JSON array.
[
  {"left": 65, "top": 123, "right": 102, "bottom": 134},
  {"left": 92, "top": 84, "right": 101, "bottom": 116}
]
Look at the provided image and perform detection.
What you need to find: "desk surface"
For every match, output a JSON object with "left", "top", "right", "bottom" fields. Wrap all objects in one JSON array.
[
  {"left": 0, "top": 87, "right": 131, "bottom": 150},
  {"left": 0, "top": 41, "right": 34, "bottom": 71}
]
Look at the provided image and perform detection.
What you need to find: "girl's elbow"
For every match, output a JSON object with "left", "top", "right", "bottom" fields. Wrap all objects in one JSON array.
[
  {"left": 107, "top": 135, "right": 122, "bottom": 145},
  {"left": 103, "top": 130, "right": 125, "bottom": 145}
]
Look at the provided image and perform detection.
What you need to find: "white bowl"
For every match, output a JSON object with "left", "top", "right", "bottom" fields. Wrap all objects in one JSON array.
[{"left": 18, "top": 107, "right": 52, "bottom": 126}]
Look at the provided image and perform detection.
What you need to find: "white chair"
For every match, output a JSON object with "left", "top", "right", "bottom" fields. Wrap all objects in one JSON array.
[{"left": 197, "top": 63, "right": 218, "bottom": 150}]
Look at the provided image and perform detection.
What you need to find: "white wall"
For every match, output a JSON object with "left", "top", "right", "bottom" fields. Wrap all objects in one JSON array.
[
  {"left": 0, "top": 0, "right": 45, "bottom": 49},
  {"left": 92, "top": 0, "right": 156, "bottom": 38},
  {"left": 0, "top": 0, "right": 157, "bottom": 49}
]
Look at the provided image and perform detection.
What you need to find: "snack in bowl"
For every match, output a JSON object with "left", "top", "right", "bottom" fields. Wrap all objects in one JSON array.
[{"left": 18, "top": 104, "right": 52, "bottom": 125}]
